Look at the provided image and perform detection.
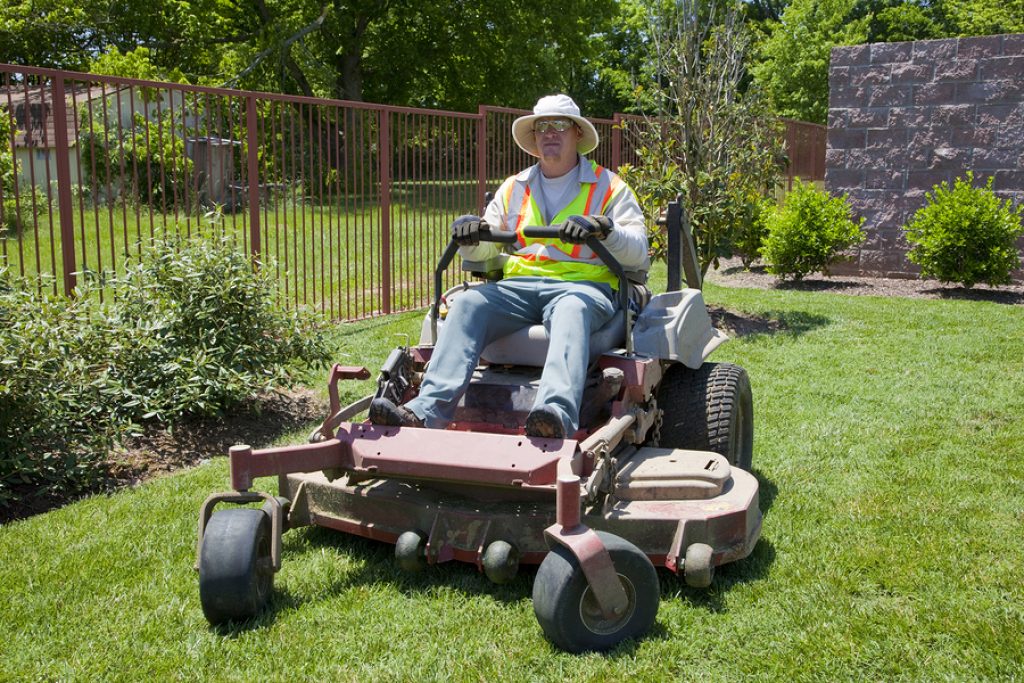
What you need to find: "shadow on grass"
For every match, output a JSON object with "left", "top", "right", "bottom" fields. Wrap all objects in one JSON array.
[
  {"left": 755, "top": 468, "right": 779, "bottom": 516},
  {"left": 210, "top": 585, "right": 305, "bottom": 637},
  {"left": 232, "top": 467, "right": 780, "bottom": 646},
  {"left": 710, "top": 306, "right": 831, "bottom": 341},
  {"left": 658, "top": 538, "right": 777, "bottom": 617},
  {"left": 776, "top": 278, "right": 863, "bottom": 293},
  {"left": 924, "top": 286, "right": 1024, "bottom": 305}
]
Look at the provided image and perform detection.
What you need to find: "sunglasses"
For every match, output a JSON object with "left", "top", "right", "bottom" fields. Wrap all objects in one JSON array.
[{"left": 533, "top": 119, "right": 576, "bottom": 134}]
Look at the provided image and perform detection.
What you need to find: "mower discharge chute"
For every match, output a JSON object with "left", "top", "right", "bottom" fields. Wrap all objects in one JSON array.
[{"left": 195, "top": 201, "right": 762, "bottom": 653}]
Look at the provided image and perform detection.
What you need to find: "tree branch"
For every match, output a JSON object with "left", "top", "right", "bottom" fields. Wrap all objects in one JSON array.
[{"left": 221, "top": 4, "right": 330, "bottom": 88}]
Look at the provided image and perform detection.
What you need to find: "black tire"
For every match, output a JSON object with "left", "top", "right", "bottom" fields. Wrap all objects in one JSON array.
[
  {"left": 656, "top": 361, "right": 754, "bottom": 471},
  {"left": 532, "top": 532, "right": 659, "bottom": 653},
  {"left": 482, "top": 540, "right": 520, "bottom": 584},
  {"left": 199, "top": 508, "right": 274, "bottom": 625}
]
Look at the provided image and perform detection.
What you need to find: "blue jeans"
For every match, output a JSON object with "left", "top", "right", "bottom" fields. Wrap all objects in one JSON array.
[{"left": 406, "top": 277, "right": 617, "bottom": 433}]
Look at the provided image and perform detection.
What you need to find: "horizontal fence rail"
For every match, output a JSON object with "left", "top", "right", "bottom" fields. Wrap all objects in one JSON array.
[{"left": 0, "top": 64, "right": 825, "bottom": 320}]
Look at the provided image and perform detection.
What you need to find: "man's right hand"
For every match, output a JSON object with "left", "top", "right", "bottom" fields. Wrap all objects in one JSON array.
[{"left": 451, "top": 215, "right": 483, "bottom": 246}]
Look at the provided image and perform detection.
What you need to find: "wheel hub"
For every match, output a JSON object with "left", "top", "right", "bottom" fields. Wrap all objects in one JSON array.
[{"left": 579, "top": 574, "right": 637, "bottom": 635}]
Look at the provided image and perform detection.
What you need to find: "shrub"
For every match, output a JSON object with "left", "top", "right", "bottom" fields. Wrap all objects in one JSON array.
[
  {"left": 903, "top": 172, "right": 1024, "bottom": 288},
  {"left": 0, "top": 271, "right": 125, "bottom": 509},
  {"left": 78, "top": 109, "right": 193, "bottom": 207},
  {"left": 104, "top": 234, "right": 332, "bottom": 423},
  {"left": 761, "top": 180, "right": 865, "bottom": 280},
  {"left": 3, "top": 187, "right": 50, "bottom": 237},
  {"left": 733, "top": 194, "right": 776, "bottom": 268},
  {"left": 0, "top": 236, "right": 331, "bottom": 510}
]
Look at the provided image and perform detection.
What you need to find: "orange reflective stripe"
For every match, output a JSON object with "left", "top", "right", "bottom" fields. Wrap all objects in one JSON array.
[
  {"left": 583, "top": 182, "right": 599, "bottom": 215},
  {"left": 600, "top": 175, "right": 623, "bottom": 212},
  {"left": 515, "top": 186, "right": 532, "bottom": 245},
  {"left": 503, "top": 178, "right": 516, "bottom": 209}
]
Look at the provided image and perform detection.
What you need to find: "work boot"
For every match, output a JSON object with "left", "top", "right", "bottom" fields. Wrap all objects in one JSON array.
[
  {"left": 368, "top": 398, "right": 424, "bottom": 428},
  {"left": 524, "top": 405, "right": 566, "bottom": 439}
]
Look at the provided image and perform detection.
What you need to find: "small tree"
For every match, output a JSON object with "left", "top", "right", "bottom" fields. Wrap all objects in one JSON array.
[
  {"left": 619, "top": 0, "right": 784, "bottom": 277},
  {"left": 760, "top": 180, "right": 865, "bottom": 280},
  {"left": 903, "top": 172, "right": 1024, "bottom": 288}
]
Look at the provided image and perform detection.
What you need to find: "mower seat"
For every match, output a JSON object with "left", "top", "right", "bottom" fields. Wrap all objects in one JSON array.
[
  {"left": 420, "top": 281, "right": 630, "bottom": 367},
  {"left": 479, "top": 310, "right": 626, "bottom": 367}
]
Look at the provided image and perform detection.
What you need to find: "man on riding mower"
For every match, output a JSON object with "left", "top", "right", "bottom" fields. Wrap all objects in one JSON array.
[{"left": 369, "top": 94, "right": 650, "bottom": 438}]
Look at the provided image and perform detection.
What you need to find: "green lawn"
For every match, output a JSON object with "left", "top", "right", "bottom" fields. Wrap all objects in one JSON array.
[{"left": 1, "top": 284, "right": 1023, "bottom": 681}]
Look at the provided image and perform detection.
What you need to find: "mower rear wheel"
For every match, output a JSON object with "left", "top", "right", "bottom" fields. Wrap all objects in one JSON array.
[
  {"left": 532, "top": 532, "right": 659, "bottom": 653},
  {"left": 656, "top": 361, "right": 754, "bottom": 470},
  {"left": 199, "top": 508, "right": 274, "bottom": 625}
]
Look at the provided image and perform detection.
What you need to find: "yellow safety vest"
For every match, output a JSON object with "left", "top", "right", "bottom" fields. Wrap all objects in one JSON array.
[{"left": 499, "top": 160, "right": 628, "bottom": 289}]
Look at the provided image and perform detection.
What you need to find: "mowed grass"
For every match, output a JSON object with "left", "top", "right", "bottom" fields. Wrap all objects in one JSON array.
[{"left": 2, "top": 284, "right": 1023, "bottom": 681}]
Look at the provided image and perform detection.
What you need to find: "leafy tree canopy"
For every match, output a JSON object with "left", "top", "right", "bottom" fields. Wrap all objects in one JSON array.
[
  {"left": 1, "top": 0, "right": 1022, "bottom": 120},
  {"left": 750, "top": 0, "right": 869, "bottom": 124},
  {"left": 938, "top": 0, "right": 1024, "bottom": 35}
]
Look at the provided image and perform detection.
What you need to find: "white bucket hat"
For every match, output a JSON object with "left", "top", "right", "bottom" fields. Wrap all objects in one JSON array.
[{"left": 512, "top": 94, "right": 600, "bottom": 157}]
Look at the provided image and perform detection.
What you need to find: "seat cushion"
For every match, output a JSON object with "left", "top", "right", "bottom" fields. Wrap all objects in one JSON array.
[{"left": 480, "top": 310, "right": 626, "bottom": 366}]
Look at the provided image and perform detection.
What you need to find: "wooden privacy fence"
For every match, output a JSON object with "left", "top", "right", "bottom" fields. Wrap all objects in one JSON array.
[{"left": 0, "top": 64, "right": 825, "bottom": 320}]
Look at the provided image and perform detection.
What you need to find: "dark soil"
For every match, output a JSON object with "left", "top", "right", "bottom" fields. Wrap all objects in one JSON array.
[
  {"left": 705, "top": 258, "right": 1024, "bottom": 306},
  {"left": 1, "top": 389, "right": 327, "bottom": 524}
]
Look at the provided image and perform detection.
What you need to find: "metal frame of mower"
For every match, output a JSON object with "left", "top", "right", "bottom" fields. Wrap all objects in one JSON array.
[{"left": 195, "top": 200, "right": 762, "bottom": 653}]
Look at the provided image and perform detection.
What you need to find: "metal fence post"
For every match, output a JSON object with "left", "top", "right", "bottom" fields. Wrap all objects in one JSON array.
[
  {"left": 51, "top": 78, "right": 77, "bottom": 295},
  {"left": 379, "top": 108, "right": 392, "bottom": 314},
  {"left": 476, "top": 105, "right": 488, "bottom": 212},
  {"left": 611, "top": 113, "right": 622, "bottom": 171},
  {"left": 246, "top": 95, "right": 261, "bottom": 260}
]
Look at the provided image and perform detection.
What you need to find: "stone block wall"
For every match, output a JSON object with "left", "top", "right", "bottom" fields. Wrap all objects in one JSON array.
[{"left": 826, "top": 34, "right": 1024, "bottom": 280}]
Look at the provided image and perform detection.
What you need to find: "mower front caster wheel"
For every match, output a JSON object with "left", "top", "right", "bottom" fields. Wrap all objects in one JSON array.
[
  {"left": 199, "top": 508, "right": 274, "bottom": 625},
  {"left": 683, "top": 543, "right": 715, "bottom": 588},
  {"left": 395, "top": 530, "right": 427, "bottom": 572},
  {"left": 482, "top": 540, "right": 520, "bottom": 584},
  {"left": 532, "top": 531, "right": 659, "bottom": 653}
]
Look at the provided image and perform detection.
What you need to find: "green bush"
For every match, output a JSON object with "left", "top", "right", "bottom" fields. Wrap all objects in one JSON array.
[
  {"left": 3, "top": 187, "right": 50, "bottom": 237},
  {"left": 903, "top": 172, "right": 1024, "bottom": 288},
  {"left": 733, "top": 194, "right": 776, "bottom": 268},
  {"left": 104, "top": 234, "right": 332, "bottom": 423},
  {"left": 761, "top": 180, "right": 865, "bottom": 280},
  {"left": 0, "top": 271, "right": 125, "bottom": 509},
  {"left": 0, "top": 236, "right": 331, "bottom": 510}
]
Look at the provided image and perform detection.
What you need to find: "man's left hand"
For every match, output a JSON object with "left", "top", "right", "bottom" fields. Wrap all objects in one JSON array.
[{"left": 558, "top": 215, "right": 614, "bottom": 244}]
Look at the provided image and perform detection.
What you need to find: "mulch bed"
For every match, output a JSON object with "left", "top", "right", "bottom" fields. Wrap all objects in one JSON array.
[
  {"left": 1, "top": 389, "right": 328, "bottom": 524},
  {"left": 704, "top": 258, "right": 1024, "bottom": 306}
]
